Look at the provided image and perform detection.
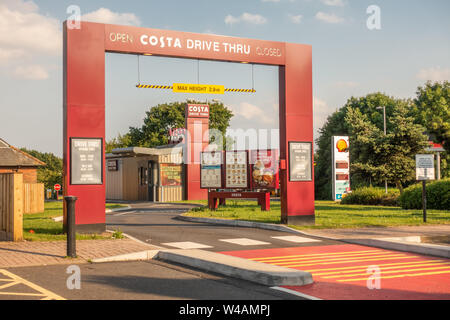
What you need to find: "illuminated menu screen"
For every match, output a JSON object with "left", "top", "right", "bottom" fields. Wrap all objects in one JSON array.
[
  {"left": 200, "top": 152, "right": 222, "bottom": 188},
  {"left": 225, "top": 151, "right": 248, "bottom": 188},
  {"left": 70, "top": 138, "right": 103, "bottom": 185}
]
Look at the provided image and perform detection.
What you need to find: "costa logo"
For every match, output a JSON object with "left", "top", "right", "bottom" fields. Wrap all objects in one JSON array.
[
  {"left": 140, "top": 35, "right": 182, "bottom": 48},
  {"left": 189, "top": 105, "right": 209, "bottom": 113}
]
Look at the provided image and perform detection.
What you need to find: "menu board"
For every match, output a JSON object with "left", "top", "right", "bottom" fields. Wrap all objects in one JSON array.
[
  {"left": 250, "top": 150, "right": 279, "bottom": 189},
  {"left": 70, "top": 138, "right": 103, "bottom": 185},
  {"left": 200, "top": 152, "right": 222, "bottom": 188},
  {"left": 288, "top": 142, "right": 312, "bottom": 182},
  {"left": 160, "top": 164, "right": 182, "bottom": 186},
  {"left": 225, "top": 151, "right": 248, "bottom": 188}
]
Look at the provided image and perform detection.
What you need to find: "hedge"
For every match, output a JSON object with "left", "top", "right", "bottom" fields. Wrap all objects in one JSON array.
[
  {"left": 340, "top": 187, "right": 400, "bottom": 206},
  {"left": 398, "top": 179, "right": 450, "bottom": 210}
]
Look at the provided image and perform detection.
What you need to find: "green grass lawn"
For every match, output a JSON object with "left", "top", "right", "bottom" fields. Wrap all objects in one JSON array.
[
  {"left": 23, "top": 201, "right": 126, "bottom": 241},
  {"left": 183, "top": 199, "right": 450, "bottom": 229}
]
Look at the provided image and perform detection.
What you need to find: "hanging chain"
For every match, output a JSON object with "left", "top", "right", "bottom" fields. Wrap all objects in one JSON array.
[{"left": 137, "top": 54, "right": 141, "bottom": 85}]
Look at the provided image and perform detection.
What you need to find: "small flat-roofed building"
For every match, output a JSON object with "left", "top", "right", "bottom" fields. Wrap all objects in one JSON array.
[{"left": 105, "top": 144, "right": 184, "bottom": 202}]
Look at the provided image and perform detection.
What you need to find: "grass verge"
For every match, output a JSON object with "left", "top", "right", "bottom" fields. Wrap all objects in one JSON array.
[
  {"left": 23, "top": 201, "right": 126, "bottom": 241},
  {"left": 183, "top": 199, "right": 450, "bottom": 229}
]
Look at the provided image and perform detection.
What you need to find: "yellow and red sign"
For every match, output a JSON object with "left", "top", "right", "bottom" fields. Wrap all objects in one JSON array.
[{"left": 173, "top": 83, "right": 224, "bottom": 95}]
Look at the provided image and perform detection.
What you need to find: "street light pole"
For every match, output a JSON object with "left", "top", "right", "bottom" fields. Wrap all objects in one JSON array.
[{"left": 377, "top": 106, "right": 388, "bottom": 194}]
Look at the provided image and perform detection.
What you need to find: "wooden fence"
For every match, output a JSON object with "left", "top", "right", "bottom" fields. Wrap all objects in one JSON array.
[
  {"left": 0, "top": 173, "right": 45, "bottom": 241},
  {"left": 0, "top": 173, "right": 23, "bottom": 241},
  {"left": 23, "top": 183, "right": 44, "bottom": 214}
]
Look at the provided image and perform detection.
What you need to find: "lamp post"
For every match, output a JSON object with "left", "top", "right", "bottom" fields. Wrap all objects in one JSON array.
[{"left": 376, "top": 106, "right": 388, "bottom": 194}]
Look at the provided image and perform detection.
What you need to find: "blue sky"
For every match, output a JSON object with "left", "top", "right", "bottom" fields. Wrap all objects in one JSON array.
[{"left": 0, "top": 0, "right": 449, "bottom": 155}]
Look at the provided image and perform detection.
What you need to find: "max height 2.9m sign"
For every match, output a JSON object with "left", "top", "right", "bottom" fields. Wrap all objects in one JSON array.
[{"left": 63, "top": 21, "right": 314, "bottom": 232}]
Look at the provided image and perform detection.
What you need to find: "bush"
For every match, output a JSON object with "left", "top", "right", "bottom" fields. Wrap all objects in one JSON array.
[
  {"left": 398, "top": 179, "right": 450, "bottom": 210},
  {"left": 340, "top": 187, "right": 400, "bottom": 206}
]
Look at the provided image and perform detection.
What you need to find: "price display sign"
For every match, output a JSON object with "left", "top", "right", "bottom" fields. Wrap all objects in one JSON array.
[
  {"left": 225, "top": 151, "right": 248, "bottom": 188},
  {"left": 200, "top": 151, "right": 223, "bottom": 188}
]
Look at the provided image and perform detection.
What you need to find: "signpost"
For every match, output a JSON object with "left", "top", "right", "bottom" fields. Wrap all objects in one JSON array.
[
  {"left": 332, "top": 136, "right": 350, "bottom": 201},
  {"left": 54, "top": 183, "right": 61, "bottom": 200},
  {"left": 416, "top": 154, "right": 435, "bottom": 222}
]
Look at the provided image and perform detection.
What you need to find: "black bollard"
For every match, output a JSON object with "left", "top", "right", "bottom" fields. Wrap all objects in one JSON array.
[{"left": 65, "top": 196, "right": 78, "bottom": 258}]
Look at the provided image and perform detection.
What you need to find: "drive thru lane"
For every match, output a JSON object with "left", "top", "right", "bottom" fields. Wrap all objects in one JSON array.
[{"left": 106, "top": 202, "right": 339, "bottom": 251}]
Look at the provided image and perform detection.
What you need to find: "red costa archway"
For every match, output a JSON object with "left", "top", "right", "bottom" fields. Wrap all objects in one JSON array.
[{"left": 63, "top": 21, "right": 314, "bottom": 233}]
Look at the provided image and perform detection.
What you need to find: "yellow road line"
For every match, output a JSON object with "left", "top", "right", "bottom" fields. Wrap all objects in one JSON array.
[
  {"left": 275, "top": 255, "right": 419, "bottom": 268},
  {"left": 251, "top": 250, "right": 384, "bottom": 261},
  {"left": 306, "top": 259, "right": 444, "bottom": 273},
  {"left": 0, "top": 269, "right": 65, "bottom": 300},
  {"left": 273, "top": 253, "right": 408, "bottom": 266},
  {"left": 0, "top": 281, "right": 19, "bottom": 290},
  {"left": 323, "top": 265, "right": 450, "bottom": 279},
  {"left": 0, "top": 292, "right": 47, "bottom": 297},
  {"left": 256, "top": 251, "right": 395, "bottom": 263},
  {"left": 338, "top": 270, "right": 450, "bottom": 282},
  {"left": 314, "top": 261, "right": 450, "bottom": 276}
]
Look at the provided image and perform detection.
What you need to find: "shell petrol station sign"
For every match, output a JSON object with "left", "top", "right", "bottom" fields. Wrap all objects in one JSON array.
[
  {"left": 332, "top": 136, "right": 350, "bottom": 201},
  {"left": 63, "top": 21, "right": 314, "bottom": 232}
]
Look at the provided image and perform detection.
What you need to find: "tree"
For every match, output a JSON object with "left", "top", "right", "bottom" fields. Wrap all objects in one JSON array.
[
  {"left": 412, "top": 81, "right": 450, "bottom": 152},
  {"left": 105, "top": 133, "right": 132, "bottom": 153},
  {"left": 345, "top": 102, "right": 428, "bottom": 193},
  {"left": 412, "top": 81, "right": 450, "bottom": 179},
  {"left": 314, "top": 93, "right": 428, "bottom": 199},
  {"left": 108, "top": 100, "right": 234, "bottom": 150},
  {"left": 20, "top": 148, "right": 62, "bottom": 190}
]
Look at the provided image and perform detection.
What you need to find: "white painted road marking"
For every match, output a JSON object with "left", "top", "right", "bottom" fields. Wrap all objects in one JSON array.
[
  {"left": 271, "top": 236, "right": 322, "bottom": 243},
  {"left": 161, "top": 241, "right": 213, "bottom": 249},
  {"left": 219, "top": 238, "right": 271, "bottom": 246}
]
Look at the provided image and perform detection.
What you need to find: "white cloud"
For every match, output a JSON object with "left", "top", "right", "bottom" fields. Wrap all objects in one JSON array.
[
  {"left": 81, "top": 8, "right": 141, "bottom": 26},
  {"left": 225, "top": 13, "right": 267, "bottom": 26},
  {"left": 0, "top": 0, "right": 62, "bottom": 61},
  {"left": 335, "top": 81, "right": 359, "bottom": 88},
  {"left": 315, "top": 11, "right": 345, "bottom": 24},
  {"left": 416, "top": 67, "right": 450, "bottom": 82},
  {"left": 288, "top": 14, "right": 303, "bottom": 24},
  {"left": 229, "top": 102, "right": 275, "bottom": 125},
  {"left": 13, "top": 65, "right": 49, "bottom": 80},
  {"left": 313, "top": 97, "right": 333, "bottom": 134},
  {"left": 321, "top": 0, "right": 346, "bottom": 7}
]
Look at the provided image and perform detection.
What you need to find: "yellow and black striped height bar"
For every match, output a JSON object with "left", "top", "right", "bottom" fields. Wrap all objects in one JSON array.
[
  {"left": 136, "top": 84, "right": 173, "bottom": 89},
  {"left": 135, "top": 84, "right": 256, "bottom": 93},
  {"left": 224, "top": 88, "right": 256, "bottom": 93}
]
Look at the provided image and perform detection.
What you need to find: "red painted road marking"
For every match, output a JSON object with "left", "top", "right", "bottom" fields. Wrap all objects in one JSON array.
[{"left": 220, "top": 244, "right": 450, "bottom": 300}]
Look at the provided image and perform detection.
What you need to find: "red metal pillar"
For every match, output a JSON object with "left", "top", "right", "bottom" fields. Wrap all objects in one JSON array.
[
  {"left": 63, "top": 22, "right": 106, "bottom": 233},
  {"left": 279, "top": 43, "right": 315, "bottom": 225}
]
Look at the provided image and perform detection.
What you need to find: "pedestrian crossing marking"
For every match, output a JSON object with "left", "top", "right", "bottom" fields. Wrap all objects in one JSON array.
[
  {"left": 255, "top": 250, "right": 399, "bottom": 263},
  {"left": 306, "top": 259, "right": 445, "bottom": 273},
  {"left": 267, "top": 252, "right": 408, "bottom": 265},
  {"left": 277, "top": 255, "right": 418, "bottom": 268},
  {"left": 324, "top": 265, "right": 450, "bottom": 279},
  {"left": 219, "top": 238, "right": 271, "bottom": 246},
  {"left": 251, "top": 249, "right": 384, "bottom": 261},
  {"left": 161, "top": 241, "right": 213, "bottom": 249},
  {"left": 338, "top": 270, "right": 450, "bottom": 282},
  {"left": 271, "top": 236, "right": 321, "bottom": 243},
  {"left": 313, "top": 261, "right": 450, "bottom": 276}
]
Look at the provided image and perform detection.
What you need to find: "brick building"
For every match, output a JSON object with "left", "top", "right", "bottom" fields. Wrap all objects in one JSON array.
[{"left": 0, "top": 138, "right": 45, "bottom": 183}]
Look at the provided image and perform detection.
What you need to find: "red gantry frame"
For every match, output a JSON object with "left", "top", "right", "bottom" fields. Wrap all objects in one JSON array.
[{"left": 63, "top": 21, "right": 314, "bottom": 233}]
